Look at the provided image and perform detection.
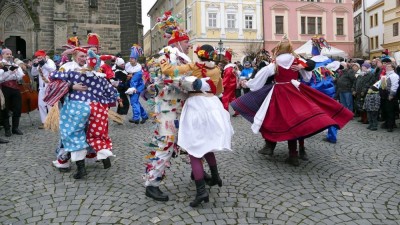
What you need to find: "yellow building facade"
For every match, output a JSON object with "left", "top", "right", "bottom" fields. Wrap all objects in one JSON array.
[
  {"left": 382, "top": 0, "right": 400, "bottom": 57},
  {"left": 146, "top": 0, "right": 263, "bottom": 62}
]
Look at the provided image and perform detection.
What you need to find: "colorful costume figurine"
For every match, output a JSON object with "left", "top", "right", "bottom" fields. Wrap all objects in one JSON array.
[
  {"left": 125, "top": 44, "right": 148, "bottom": 124},
  {"left": 48, "top": 48, "right": 118, "bottom": 179},
  {"left": 232, "top": 36, "right": 353, "bottom": 166}
]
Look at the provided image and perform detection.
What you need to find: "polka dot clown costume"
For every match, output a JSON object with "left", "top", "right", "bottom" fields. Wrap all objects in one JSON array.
[{"left": 50, "top": 48, "right": 118, "bottom": 179}]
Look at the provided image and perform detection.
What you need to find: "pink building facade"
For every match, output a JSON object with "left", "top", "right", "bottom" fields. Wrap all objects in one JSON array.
[{"left": 263, "top": 0, "right": 354, "bottom": 58}]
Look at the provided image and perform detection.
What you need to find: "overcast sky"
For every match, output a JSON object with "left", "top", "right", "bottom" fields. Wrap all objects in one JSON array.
[{"left": 142, "top": 0, "right": 157, "bottom": 34}]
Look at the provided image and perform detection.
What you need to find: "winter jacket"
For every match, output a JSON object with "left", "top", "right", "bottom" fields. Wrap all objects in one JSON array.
[{"left": 337, "top": 69, "right": 356, "bottom": 93}]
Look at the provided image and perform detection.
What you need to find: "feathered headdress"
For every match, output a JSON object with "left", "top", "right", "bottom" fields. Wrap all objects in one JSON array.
[
  {"left": 156, "top": 11, "right": 184, "bottom": 39},
  {"left": 311, "top": 36, "right": 330, "bottom": 56}
]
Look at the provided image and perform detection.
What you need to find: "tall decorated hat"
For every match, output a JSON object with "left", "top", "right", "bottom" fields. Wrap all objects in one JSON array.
[
  {"left": 156, "top": 11, "right": 189, "bottom": 45},
  {"left": 130, "top": 44, "right": 143, "bottom": 59},
  {"left": 62, "top": 36, "right": 80, "bottom": 49},
  {"left": 311, "top": 36, "right": 331, "bottom": 56},
  {"left": 82, "top": 33, "right": 101, "bottom": 51}
]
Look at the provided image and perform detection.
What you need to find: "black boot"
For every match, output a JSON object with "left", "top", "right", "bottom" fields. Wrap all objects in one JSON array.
[
  {"left": 299, "top": 146, "right": 308, "bottom": 161},
  {"left": 145, "top": 186, "right": 169, "bottom": 201},
  {"left": 206, "top": 165, "right": 222, "bottom": 187},
  {"left": 0, "top": 138, "right": 9, "bottom": 144},
  {"left": 190, "top": 180, "right": 209, "bottom": 207},
  {"left": 4, "top": 129, "right": 11, "bottom": 137},
  {"left": 102, "top": 158, "right": 111, "bottom": 169},
  {"left": 73, "top": 160, "right": 87, "bottom": 179},
  {"left": 3, "top": 117, "right": 11, "bottom": 137},
  {"left": 258, "top": 140, "right": 276, "bottom": 155},
  {"left": 191, "top": 170, "right": 212, "bottom": 183},
  {"left": 11, "top": 117, "right": 23, "bottom": 135}
]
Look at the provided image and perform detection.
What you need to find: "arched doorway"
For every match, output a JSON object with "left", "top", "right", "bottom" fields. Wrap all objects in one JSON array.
[{"left": 5, "top": 36, "right": 26, "bottom": 59}]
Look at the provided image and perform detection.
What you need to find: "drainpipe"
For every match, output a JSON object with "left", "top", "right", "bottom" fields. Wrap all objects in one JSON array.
[
  {"left": 363, "top": 0, "right": 370, "bottom": 59},
  {"left": 261, "top": 0, "right": 264, "bottom": 48},
  {"left": 185, "top": 0, "right": 187, "bottom": 30}
]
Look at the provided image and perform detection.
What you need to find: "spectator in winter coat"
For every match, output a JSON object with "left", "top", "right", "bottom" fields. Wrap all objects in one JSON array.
[{"left": 337, "top": 62, "right": 356, "bottom": 112}]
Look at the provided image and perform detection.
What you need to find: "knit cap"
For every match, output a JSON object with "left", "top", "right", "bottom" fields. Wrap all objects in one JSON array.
[{"left": 362, "top": 62, "right": 371, "bottom": 69}]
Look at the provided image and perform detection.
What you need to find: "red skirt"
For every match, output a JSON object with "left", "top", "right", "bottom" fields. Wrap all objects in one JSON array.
[{"left": 260, "top": 83, "right": 353, "bottom": 142}]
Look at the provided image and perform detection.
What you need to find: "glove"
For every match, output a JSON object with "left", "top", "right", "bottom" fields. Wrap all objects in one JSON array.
[
  {"left": 33, "top": 63, "right": 38, "bottom": 67},
  {"left": 291, "top": 79, "right": 301, "bottom": 90},
  {"left": 125, "top": 87, "right": 137, "bottom": 95},
  {"left": 2, "top": 66, "right": 8, "bottom": 72},
  {"left": 38, "top": 60, "right": 46, "bottom": 66},
  {"left": 9, "top": 65, "right": 18, "bottom": 71}
]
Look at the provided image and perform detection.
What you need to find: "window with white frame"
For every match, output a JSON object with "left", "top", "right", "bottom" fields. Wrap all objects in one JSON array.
[
  {"left": 336, "top": 18, "right": 344, "bottom": 35},
  {"left": 227, "top": 14, "right": 236, "bottom": 29},
  {"left": 336, "top": 0, "right": 342, "bottom": 3},
  {"left": 275, "top": 16, "right": 284, "bottom": 34},
  {"left": 301, "top": 16, "right": 323, "bottom": 34},
  {"left": 245, "top": 15, "right": 253, "bottom": 29},
  {"left": 208, "top": 12, "right": 217, "bottom": 27}
]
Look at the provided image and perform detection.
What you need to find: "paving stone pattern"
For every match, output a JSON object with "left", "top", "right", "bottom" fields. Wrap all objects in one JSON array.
[{"left": 0, "top": 108, "right": 399, "bottom": 225}]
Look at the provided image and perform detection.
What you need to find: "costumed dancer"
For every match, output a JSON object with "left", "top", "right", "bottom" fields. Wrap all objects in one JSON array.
[
  {"left": 0, "top": 48, "right": 24, "bottom": 137},
  {"left": 125, "top": 44, "right": 148, "bottom": 124},
  {"left": 221, "top": 50, "right": 240, "bottom": 114},
  {"left": 113, "top": 57, "right": 130, "bottom": 115},
  {"left": 143, "top": 11, "right": 193, "bottom": 202},
  {"left": 47, "top": 48, "right": 118, "bottom": 179},
  {"left": 233, "top": 36, "right": 353, "bottom": 166},
  {"left": 31, "top": 50, "right": 57, "bottom": 129},
  {"left": 48, "top": 40, "right": 90, "bottom": 171},
  {"left": 158, "top": 44, "right": 234, "bottom": 207},
  {"left": 300, "top": 37, "right": 339, "bottom": 144}
]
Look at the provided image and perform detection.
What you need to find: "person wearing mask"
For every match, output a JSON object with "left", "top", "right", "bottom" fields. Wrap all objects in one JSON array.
[
  {"left": 31, "top": 50, "right": 57, "bottom": 129},
  {"left": 159, "top": 44, "right": 233, "bottom": 207},
  {"left": 113, "top": 58, "right": 129, "bottom": 115},
  {"left": 125, "top": 44, "right": 148, "bottom": 124}
]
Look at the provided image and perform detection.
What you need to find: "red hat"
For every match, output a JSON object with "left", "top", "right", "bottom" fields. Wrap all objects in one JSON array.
[
  {"left": 382, "top": 49, "right": 389, "bottom": 55},
  {"left": 86, "top": 33, "right": 100, "bottom": 47},
  {"left": 34, "top": 50, "right": 46, "bottom": 57},
  {"left": 225, "top": 49, "right": 233, "bottom": 62},
  {"left": 168, "top": 30, "right": 190, "bottom": 45}
]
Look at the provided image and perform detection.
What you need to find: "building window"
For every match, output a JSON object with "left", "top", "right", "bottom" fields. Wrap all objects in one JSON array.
[
  {"left": 301, "top": 0, "right": 320, "bottom": 2},
  {"left": 336, "top": 18, "right": 344, "bottom": 35},
  {"left": 370, "top": 37, "right": 374, "bottom": 49},
  {"left": 208, "top": 13, "right": 217, "bottom": 27},
  {"left": 307, "top": 17, "right": 316, "bottom": 34},
  {"left": 245, "top": 15, "right": 253, "bottom": 29},
  {"left": 336, "top": 0, "right": 342, "bottom": 3},
  {"left": 89, "top": 0, "right": 97, "bottom": 8},
  {"left": 227, "top": 14, "right": 236, "bottom": 28},
  {"left": 275, "top": 16, "right": 284, "bottom": 34},
  {"left": 370, "top": 15, "right": 373, "bottom": 28},
  {"left": 301, "top": 16, "right": 322, "bottom": 35},
  {"left": 394, "top": 22, "right": 399, "bottom": 36},
  {"left": 375, "top": 36, "right": 379, "bottom": 49},
  {"left": 374, "top": 13, "right": 378, "bottom": 26},
  {"left": 397, "top": 0, "right": 400, "bottom": 7},
  {"left": 317, "top": 17, "right": 322, "bottom": 34}
]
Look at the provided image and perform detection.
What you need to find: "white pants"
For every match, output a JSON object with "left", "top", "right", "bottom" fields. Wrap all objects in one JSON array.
[{"left": 38, "top": 89, "right": 50, "bottom": 123}]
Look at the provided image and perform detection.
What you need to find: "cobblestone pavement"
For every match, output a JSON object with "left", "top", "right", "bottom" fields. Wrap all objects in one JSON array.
[{"left": 0, "top": 107, "right": 399, "bottom": 225}]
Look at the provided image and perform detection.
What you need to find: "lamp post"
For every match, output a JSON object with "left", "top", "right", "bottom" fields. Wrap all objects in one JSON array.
[
  {"left": 72, "top": 22, "right": 78, "bottom": 36},
  {"left": 218, "top": 39, "right": 224, "bottom": 61}
]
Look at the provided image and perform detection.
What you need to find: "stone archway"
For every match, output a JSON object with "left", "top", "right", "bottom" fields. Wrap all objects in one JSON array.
[{"left": 0, "top": 0, "right": 38, "bottom": 59}]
